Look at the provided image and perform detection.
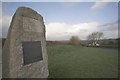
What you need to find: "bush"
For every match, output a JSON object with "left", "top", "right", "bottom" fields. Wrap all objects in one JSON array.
[{"left": 69, "top": 36, "right": 80, "bottom": 45}]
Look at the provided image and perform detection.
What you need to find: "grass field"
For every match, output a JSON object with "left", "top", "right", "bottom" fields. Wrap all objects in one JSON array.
[
  {"left": 0, "top": 46, "right": 2, "bottom": 79},
  {"left": 47, "top": 44, "right": 118, "bottom": 78}
]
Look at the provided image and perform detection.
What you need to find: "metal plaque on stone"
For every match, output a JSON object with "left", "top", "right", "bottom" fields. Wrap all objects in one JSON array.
[{"left": 22, "top": 41, "right": 43, "bottom": 65}]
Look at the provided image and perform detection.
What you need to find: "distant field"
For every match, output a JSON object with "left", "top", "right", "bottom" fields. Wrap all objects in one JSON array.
[{"left": 47, "top": 44, "right": 118, "bottom": 78}]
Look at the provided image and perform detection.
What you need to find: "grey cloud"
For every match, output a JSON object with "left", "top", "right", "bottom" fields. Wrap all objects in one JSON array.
[
  {"left": 98, "top": 21, "right": 118, "bottom": 39},
  {"left": 98, "top": 21, "right": 118, "bottom": 31}
]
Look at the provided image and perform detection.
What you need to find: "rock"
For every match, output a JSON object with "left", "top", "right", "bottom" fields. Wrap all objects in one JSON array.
[{"left": 2, "top": 7, "right": 49, "bottom": 78}]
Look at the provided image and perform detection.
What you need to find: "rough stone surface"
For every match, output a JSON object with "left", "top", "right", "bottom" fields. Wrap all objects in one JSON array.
[{"left": 2, "top": 7, "right": 49, "bottom": 78}]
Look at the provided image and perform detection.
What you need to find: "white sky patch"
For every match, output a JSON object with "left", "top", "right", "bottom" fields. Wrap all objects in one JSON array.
[
  {"left": 2, "top": 15, "right": 12, "bottom": 28},
  {"left": 2, "top": 15, "right": 12, "bottom": 37},
  {"left": 91, "top": 0, "right": 111, "bottom": 10},
  {"left": 46, "top": 22, "right": 99, "bottom": 41}
]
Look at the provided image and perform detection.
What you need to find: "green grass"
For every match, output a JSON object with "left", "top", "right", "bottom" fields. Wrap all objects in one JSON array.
[
  {"left": 0, "top": 46, "right": 2, "bottom": 78},
  {"left": 47, "top": 44, "right": 118, "bottom": 78}
]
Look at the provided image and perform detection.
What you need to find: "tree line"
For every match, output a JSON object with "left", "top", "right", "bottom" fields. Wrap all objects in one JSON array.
[{"left": 69, "top": 32, "right": 118, "bottom": 47}]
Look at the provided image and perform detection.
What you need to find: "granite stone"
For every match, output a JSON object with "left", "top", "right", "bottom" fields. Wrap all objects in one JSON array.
[{"left": 2, "top": 7, "right": 49, "bottom": 78}]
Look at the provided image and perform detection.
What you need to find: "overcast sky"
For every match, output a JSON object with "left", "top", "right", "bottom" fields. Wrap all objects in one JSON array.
[{"left": 1, "top": 1, "right": 119, "bottom": 40}]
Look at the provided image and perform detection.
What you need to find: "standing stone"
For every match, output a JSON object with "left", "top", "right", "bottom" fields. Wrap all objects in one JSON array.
[{"left": 2, "top": 7, "right": 49, "bottom": 78}]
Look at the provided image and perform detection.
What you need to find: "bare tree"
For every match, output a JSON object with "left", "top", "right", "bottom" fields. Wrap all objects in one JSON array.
[
  {"left": 69, "top": 36, "right": 80, "bottom": 45},
  {"left": 87, "top": 32, "right": 104, "bottom": 46}
]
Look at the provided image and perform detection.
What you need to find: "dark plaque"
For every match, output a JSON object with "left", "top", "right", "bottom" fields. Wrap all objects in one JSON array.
[{"left": 22, "top": 41, "right": 43, "bottom": 65}]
